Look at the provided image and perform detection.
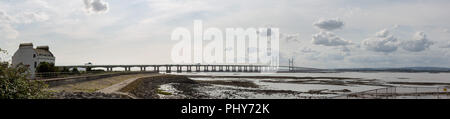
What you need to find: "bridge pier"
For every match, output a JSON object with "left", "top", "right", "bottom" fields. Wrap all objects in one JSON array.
[
  {"left": 123, "top": 67, "right": 130, "bottom": 71},
  {"left": 140, "top": 67, "right": 144, "bottom": 71},
  {"left": 204, "top": 65, "right": 209, "bottom": 72},
  {"left": 195, "top": 65, "right": 200, "bottom": 72},
  {"left": 176, "top": 66, "right": 182, "bottom": 73},
  {"left": 106, "top": 67, "right": 113, "bottom": 72},
  {"left": 219, "top": 66, "right": 223, "bottom": 72},
  {"left": 153, "top": 66, "right": 159, "bottom": 72},
  {"left": 187, "top": 66, "right": 192, "bottom": 72},
  {"left": 166, "top": 66, "right": 171, "bottom": 73},
  {"left": 211, "top": 66, "right": 216, "bottom": 72}
]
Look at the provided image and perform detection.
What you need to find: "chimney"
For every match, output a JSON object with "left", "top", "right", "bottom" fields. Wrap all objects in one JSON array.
[
  {"left": 36, "top": 46, "right": 50, "bottom": 51},
  {"left": 19, "top": 43, "right": 33, "bottom": 49}
]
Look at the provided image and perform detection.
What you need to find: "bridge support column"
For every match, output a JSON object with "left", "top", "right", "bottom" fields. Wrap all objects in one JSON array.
[
  {"left": 155, "top": 66, "right": 160, "bottom": 72},
  {"left": 187, "top": 66, "right": 192, "bottom": 72},
  {"left": 204, "top": 66, "right": 209, "bottom": 72},
  {"left": 166, "top": 66, "right": 171, "bottom": 73},
  {"left": 140, "top": 67, "right": 146, "bottom": 71},
  {"left": 196, "top": 66, "right": 200, "bottom": 72},
  {"left": 212, "top": 66, "right": 216, "bottom": 72},
  {"left": 176, "top": 66, "right": 182, "bottom": 73},
  {"left": 219, "top": 66, "right": 223, "bottom": 72}
]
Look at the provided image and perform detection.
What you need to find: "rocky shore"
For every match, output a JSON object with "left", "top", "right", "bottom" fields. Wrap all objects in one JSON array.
[
  {"left": 50, "top": 91, "right": 132, "bottom": 99},
  {"left": 120, "top": 75, "right": 210, "bottom": 99}
]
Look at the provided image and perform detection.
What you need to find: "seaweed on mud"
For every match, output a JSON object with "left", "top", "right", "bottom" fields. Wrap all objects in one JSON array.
[
  {"left": 196, "top": 80, "right": 259, "bottom": 88},
  {"left": 120, "top": 75, "right": 209, "bottom": 99}
]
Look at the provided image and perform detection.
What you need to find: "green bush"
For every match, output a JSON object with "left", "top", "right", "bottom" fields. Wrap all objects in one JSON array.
[
  {"left": 36, "top": 62, "right": 57, "bottom": 73},
  {"left": 60, "top": 67, "right": 70, "bottom": 72},
  {"left": 72, "top": 67, "right": 80, "bottom": 74},
  {"left": 0, "top": 49, "right": 49, "bottom": 99}
]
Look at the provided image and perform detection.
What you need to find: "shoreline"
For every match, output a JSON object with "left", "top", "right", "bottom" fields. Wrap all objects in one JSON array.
[{"left": 47, "top": 72, "right": 450, "bottom": 99}]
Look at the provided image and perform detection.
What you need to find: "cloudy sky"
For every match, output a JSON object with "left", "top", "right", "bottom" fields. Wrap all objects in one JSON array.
[{"left": 1, "top": 0, "right": 450, "bottom": 68}]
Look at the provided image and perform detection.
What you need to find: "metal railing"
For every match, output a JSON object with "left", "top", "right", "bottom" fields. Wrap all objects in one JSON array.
[{"left": 332, "top": 86, "right": 450, "bottom": 99}]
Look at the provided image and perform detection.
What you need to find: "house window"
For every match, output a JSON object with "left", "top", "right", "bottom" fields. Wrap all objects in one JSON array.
[{"left": 33, "top": 54, "right": 36, "bottom": 58}]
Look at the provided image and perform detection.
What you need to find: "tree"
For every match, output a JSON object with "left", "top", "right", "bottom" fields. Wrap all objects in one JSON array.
[
  {"left": 36, "top": 62, "right": 57, "bottom": 73},
  {"left": 72, "top": 67, "right": 79, "bottom": 74},
  {"left": 0, "top": 49, "right": 49, "bottom": 99},
  {"left": 61, "top": 67, "right": 70, "bottom": 72}
]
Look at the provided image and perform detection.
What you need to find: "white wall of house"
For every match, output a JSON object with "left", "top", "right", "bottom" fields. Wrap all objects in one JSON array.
[
  {"left": 12, "top": 44, "right": 37, "bottom": 75},
  {"left": 12, "top": 43, "right": 55, "bottom": 78}
]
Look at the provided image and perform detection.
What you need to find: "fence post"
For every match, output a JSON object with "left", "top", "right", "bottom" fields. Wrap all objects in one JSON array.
[
  {"left": 386, "top": 88, "right": 388, "bottom": 99},
  {"left": 437, "top": 88, "right": 440, "bottom": 99},
  {"left": 375, "top": 89, "right": 378, "bottom": 99},
  {"left": 415, "top": 87, "right": 418, "bottom": 99},
  {"left": 395, "top": 87, "right": 398, "bottom": 99}
]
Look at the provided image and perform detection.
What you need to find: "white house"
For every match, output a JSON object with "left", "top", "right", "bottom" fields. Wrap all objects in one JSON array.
[{"left": 12, "top": 43, "right": 55, "bottom": 78}]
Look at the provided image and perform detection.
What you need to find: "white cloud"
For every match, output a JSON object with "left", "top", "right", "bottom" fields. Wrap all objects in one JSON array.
[
  {"left": 0, "top": 9, "right": 50, "bottom": 40},
  {"left": 312, "top": 31, "right": 351, "bottom": 46},
  {"left": 281, "top": 33, "right": 301, "bottom": 43},
  {"left": 27, "top": 0, "right": 50, "bottom": 8},
  {"left": 0, "top": 10, "right": 13, "bottom": 23},
  {"left": 401, "top": 32, "right": 433, "bottom": 52},
  {"left": 313, "top": 18, "right": 344, "bottom": 31},
  {"left": 0, "top": 23, "right": 19, "bottom": 39},
  {"left": 362, "top": 29, "right": 399, "bottom": 53},
  {"left": 16, "top": 11, "right": 49, "bottom": 24},
  {"left": 441, "top": 42, "right": 450, "bottom": 48},
  {"left": 1, "top": 9, "right": 49, "bottom": 24},
  {"left": 83, "top": 0, "right": 109, "bottom": 14},
  {"left": 442, "top": 28, "right": 449, "bottom": 33},
  {"left": 279, "top": 33, "right": 302, "bottom": 59}
]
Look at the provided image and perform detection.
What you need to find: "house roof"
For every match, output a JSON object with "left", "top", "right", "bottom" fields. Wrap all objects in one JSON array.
[{"left": 34, "top": 49, "right": 54, "bottom": 57}]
